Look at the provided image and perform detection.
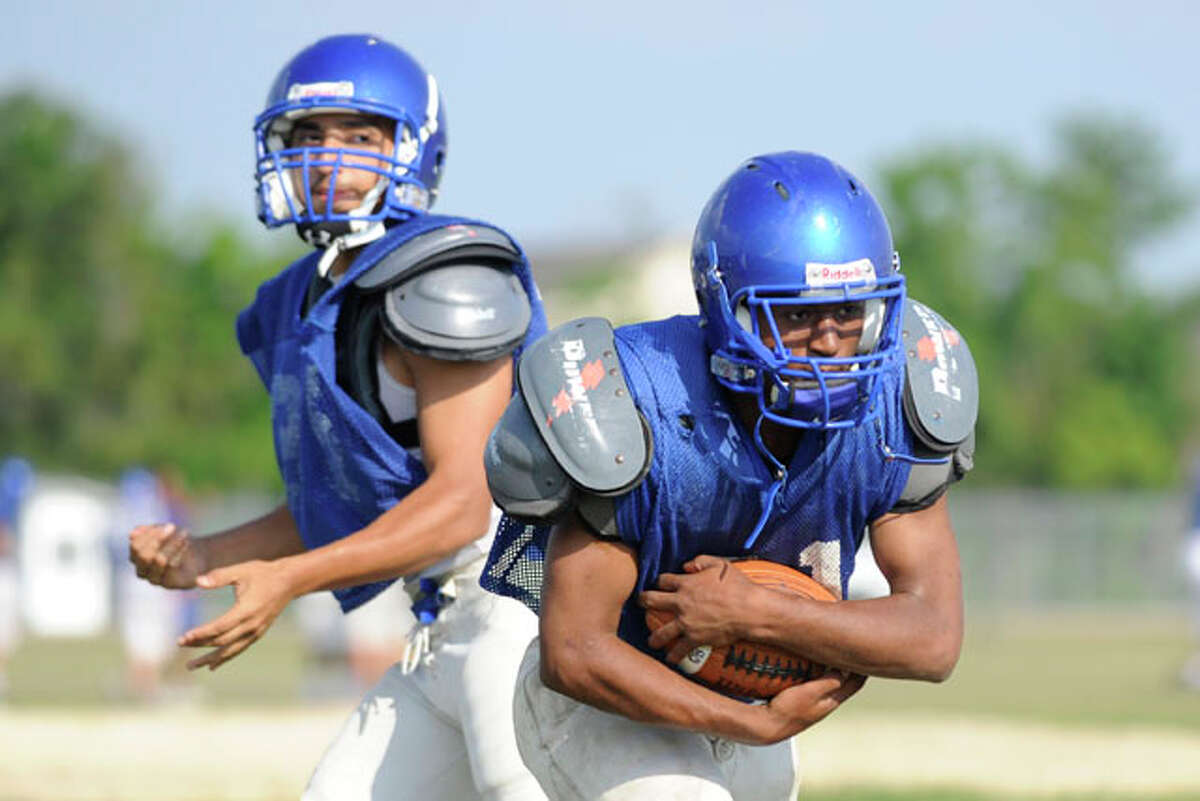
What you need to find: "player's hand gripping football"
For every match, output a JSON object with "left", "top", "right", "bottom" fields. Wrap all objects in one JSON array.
[
  {"left": 756, "top": 668, "right": 866, "bottom": 743},
  {"left": 177, "top": 560, "right": 295, "bottom": 671},
  {"left": 639, "top": 554, "right": 758, "bottom": 664},
  {"left": 129, "top": 523, "right": 208, "bottom": 589}
]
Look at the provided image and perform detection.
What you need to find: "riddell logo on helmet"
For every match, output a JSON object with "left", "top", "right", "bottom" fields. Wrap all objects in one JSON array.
[
  {"left": 805, "top": 259, "right": 876, "bottom": 287},
  {"left": 287, "top": 81, "right": 355, "bottom": 100}
]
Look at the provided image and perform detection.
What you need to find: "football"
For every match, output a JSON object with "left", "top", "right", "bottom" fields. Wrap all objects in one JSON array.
[{"left": 644, "top": 559, "right": 837, "bottom": 700}]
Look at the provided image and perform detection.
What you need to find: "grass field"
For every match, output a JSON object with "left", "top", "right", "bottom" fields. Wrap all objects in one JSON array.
[
  {"left": 841, "top": 607, "right": 1200, "bottom": 731},
  {"left": 3, "top": 607, "right": 1199, "bottom": 801}
]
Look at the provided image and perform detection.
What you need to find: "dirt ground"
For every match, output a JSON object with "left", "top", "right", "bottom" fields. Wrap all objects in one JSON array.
[{"left": 799, "top": 711, "right": 1200, "bottom": 796}]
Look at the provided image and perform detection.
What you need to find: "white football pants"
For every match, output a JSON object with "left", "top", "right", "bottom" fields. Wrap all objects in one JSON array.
[
  {"left": 302, "top": 566, "right": 546, "bottom": 801},
  {"left": 513, "top": 639, "right": 801, "bottom": 801}
]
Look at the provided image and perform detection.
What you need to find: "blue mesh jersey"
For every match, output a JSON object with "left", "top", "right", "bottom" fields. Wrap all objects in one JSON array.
[
  {"left": 237, "top": 215, "right": 547, "bottom": 612},
  {"left": 483, "top": 315, "right": 912, "bottom": 655}
]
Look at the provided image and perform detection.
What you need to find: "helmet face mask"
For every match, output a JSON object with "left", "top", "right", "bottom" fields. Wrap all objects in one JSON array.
[
  {"left": 693, "top": 152, "right": 906, "bottom": 430},
  {"left": 254, "top": 35, "right": 447, "bottom": 240},
  {"left": 258, "top": 112, "right": 422, "bottom": 232}
]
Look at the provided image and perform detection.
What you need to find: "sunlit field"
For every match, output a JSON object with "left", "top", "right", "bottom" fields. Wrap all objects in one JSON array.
[
  {"left": 3, "top": 608, "right": 1198, "bottom": 801},
  {"left": 844, "top": 608, "right": 1200, "bottom": 730}
]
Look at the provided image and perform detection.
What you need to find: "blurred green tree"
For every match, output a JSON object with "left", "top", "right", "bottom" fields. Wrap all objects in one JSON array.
[
  {"left": 3, "top": 94, "right": 1196, "bottom": 490},
  {"left": 880, "top": 113, "right": 1197, "bottom": 487},
  {"left": 0, "top": 91, "right": 289, "bottom": 490}
]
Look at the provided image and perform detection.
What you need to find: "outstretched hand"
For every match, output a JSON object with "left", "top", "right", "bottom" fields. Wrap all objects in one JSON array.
[
  {"left": 639, "top": 555, "right": 759, "bottom": 660},
  {"left": 129, "top": 523, "right": 207, "bottom": 589},
  {"left": 178, "top": 560, "right": 296, "bottom": 671}
]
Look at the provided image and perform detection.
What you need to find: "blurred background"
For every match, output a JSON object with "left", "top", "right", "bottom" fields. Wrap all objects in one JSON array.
[{"left": 3, "top": 2, "right": 1200, "bottom": 800}]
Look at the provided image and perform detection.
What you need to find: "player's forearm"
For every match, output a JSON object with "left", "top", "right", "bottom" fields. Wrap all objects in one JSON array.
[
  {"left": 541, "top": 630, "right": 783, "bottom": 745},
  {"left": 275, "top": 475, "right": 492, "bottom": 596},
  {"left": 748, "top": 588, "right": 962, "bottom": 681},
  {"left": 199, "top": 504, "right": 306, "bottom": 570}
]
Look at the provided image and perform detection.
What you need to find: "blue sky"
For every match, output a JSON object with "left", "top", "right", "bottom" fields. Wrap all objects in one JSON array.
[{"left": 3, "top": 1, "right": 1196, "bottom": 286}]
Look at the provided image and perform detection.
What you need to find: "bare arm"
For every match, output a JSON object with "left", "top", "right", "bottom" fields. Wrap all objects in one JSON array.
[
  {"left": 275, "top": 349, "right": 511, "bottom": 594},
  {"left": 129, "top": 504, "right": 304, "bottom": 589},
  {"left": 540, "top": 514, "right": 864, "bottom": 745},
  {"left": 177, "top": 348, "right": 512, "bottom": 669},
  {"left": 644, "top": 494, "right": 963, "bottom": 682},
  {"left": 204, "top": 504, "right": 306, "bottom": 566}
]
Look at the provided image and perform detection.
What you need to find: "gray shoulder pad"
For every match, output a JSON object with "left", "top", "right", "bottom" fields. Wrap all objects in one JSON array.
[
  {"left": 381, "top": 263, "right": 532, "bottom": 361},
  {"left": 485, "top": 394, "right": 575, "bottom": 520},
  {"left": 895, "top": 430, "right": 976, "bottom": 509},
  {"left": 894, "top": 299, "right": 978, "bottom": 509},
  {"left": 484, "top": 319, "right": 651, "bottom": 522},
  {"left": 354, "top": 223, "right": 522, "bottom": 290},
  {"left": 900, "top": 298, "right": 979, "bottom": 452},
  {"left": 520, "top": 318, "right": 651, "bottom": 496}
]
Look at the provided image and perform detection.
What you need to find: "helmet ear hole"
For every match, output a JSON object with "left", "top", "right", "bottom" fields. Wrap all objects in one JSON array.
[{"left": 858, "top": 298, "right": 883, "bottom": 354}]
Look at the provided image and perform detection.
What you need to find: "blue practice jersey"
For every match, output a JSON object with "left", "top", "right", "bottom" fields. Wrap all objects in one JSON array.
[
  {"left": 238, "top": 215, "right": 547, "bottom": 612},
  {"left": 0, "top": 457, "right": 33, "bottom": 531},
  {"left": 483, "top": 315, "right": 912, "bottom": 654}
]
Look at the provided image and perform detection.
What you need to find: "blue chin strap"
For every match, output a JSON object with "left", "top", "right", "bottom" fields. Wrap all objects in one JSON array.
[
  {"left": 764, "top": 369, "right": 861, "bottom": 422},
  {"left": 742, "top": 413, "right": 786, "bottom": 550}
]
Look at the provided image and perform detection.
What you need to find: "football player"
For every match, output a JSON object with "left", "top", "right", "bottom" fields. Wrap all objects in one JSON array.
[
  {"left": 0, "top": 457, "right": 33, "bottom": 701},
  {"left": 111, "top": 468, "right": 186, "bottom": 702},
  {"left": 483, "top": 152, "right": 976, "bottom": 800},
  {"left": 1181, "top": 463, "right": 1200, "bottom": 690},
  {"left": 129, "top": 34, "right": 548, "bottom": 801}
]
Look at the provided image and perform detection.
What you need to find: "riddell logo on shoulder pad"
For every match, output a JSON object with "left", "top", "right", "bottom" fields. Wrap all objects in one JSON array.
[
  {"left": 546, "top": 339, "right": 605, "bottom": 425},
  {"left": 805, "top": 258, "right": 876, "bottom": 287}
]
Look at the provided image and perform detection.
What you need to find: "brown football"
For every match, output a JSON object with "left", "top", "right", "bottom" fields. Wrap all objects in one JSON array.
[{"left": 645, "top": 559, "right": 837, "bottom": 700}]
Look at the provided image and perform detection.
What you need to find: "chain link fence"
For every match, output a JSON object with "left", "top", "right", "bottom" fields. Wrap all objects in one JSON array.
[
  {"left": 950, "top": 489, "right": 1192, "bottom": 608},
  {"left": 191, "top": 488, "right": 1197, "bottom": 608}
]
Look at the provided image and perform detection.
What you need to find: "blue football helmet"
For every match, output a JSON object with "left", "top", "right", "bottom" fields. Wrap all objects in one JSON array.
[
  {"left": 254, "top": 34, "right": 448, "bottom": 245},
  {"left": 692, "top": 152, "right": 906, "bottom": 430}
]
